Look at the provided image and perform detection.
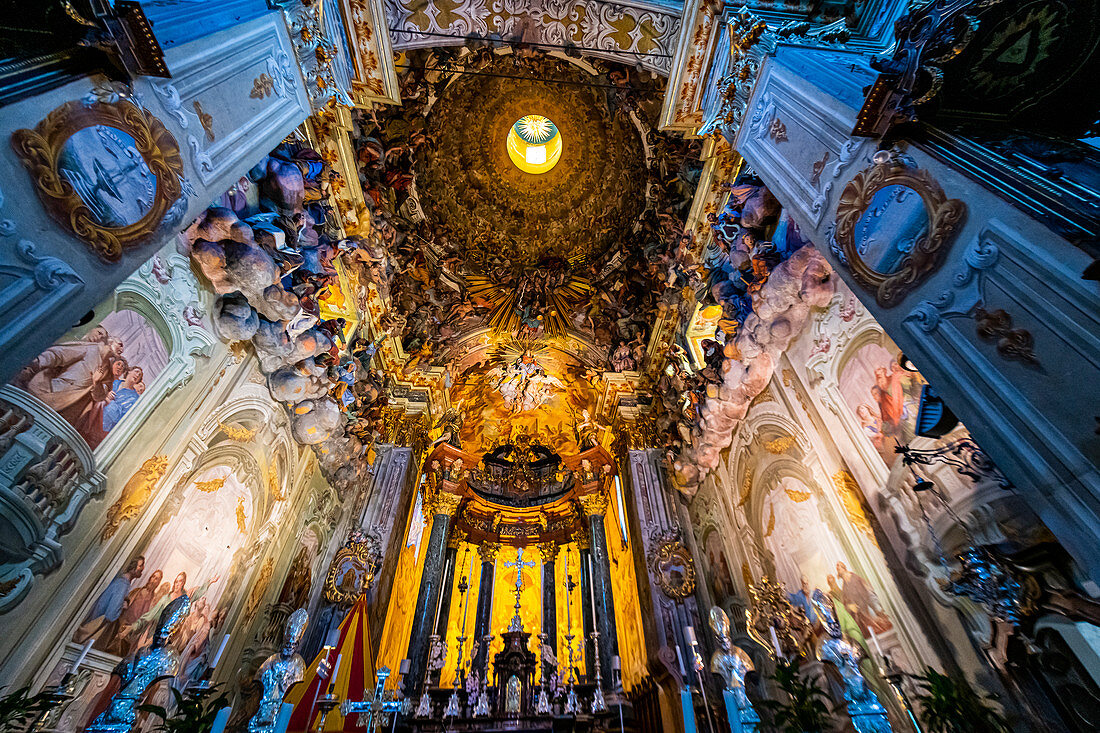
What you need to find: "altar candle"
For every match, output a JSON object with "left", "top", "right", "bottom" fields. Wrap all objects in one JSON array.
[
  {"left": 71, "top": 638, "right": 94, "bottom": 672},
  {"left": 433, "top": 556, "right": 452, "bottom": 631},
  {"left": 685, "top": 626, "right": 697, "bottom": 646},
  {"left": 769, "top": 627, "right": 784, "bottom": 660},
  {"left": 328, "top": 653, "right": 343, "bottom": 692},
  {"left": 273, "top": 703, "right": 294, "bottom": 733},
  {"left": 209, "top": 706, "right": 231, "bottom": 733},
  {"left": 586, "top": 555, "right": 597, "bottom": 623},
  {"left": 868, "top": 628, "right": 884, "bottom": 659},
  {"left": 674, "top": 645, "right": 687, "bottom": 677},
  {"left": 210, "top": 633, "right": 230, "bottom": 670}
]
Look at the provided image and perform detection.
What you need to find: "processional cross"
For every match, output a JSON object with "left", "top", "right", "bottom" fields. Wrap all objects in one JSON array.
[
  {"left": 340, "top": 667, "right": 411, "bottom": 730},
  {"left": 501, "top": 546, "right": 536, "bottom": 633}
]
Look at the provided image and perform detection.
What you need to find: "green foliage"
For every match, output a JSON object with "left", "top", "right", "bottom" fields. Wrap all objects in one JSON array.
[
  {"left": 913, "top": 668, "right": 1010, "bottom": 733},
  {"left": 0, "top": 686, "right": 59, "bottom": 732},
  {"left": 760, "top": 659, "right": 834, "bottom": 733},
  {"left": 138, "top": 685, "right": 231, "bottom": 733}
]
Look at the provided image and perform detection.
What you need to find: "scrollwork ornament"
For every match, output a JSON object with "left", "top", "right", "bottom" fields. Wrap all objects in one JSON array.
[
  {"left": 649, "top": 535, "right": 696, "bottom": 600},
  {"left": 834, "top": 155, "right": 966, "bottom": 307},
  {"left": 11, "top": 98, "right": 185, "bottom": 262},
  {"left": 323, "top": 532, "right": 383, "bottom": 604}
]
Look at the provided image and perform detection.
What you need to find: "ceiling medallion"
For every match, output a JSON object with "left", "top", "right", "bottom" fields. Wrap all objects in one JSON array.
[{"left": 507, "top": 115, "right": 562, "bottom": 174}]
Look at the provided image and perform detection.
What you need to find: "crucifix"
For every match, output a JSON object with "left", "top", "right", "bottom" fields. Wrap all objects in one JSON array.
[
  {"left": 501, "top": 545, "right": 536, "bottom": 633},
  {"left": 340, "top": 667, "right": 410, "bottom": 731}
]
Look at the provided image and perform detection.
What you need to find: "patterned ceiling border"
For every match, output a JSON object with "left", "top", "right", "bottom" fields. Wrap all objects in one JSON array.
[
  {"left": 659, "top": 0, "right": 719, "bottom": 130},
  {"left": 340, "top": 0, "right": 402, "bottom": 105},
  {"left": 383, "top": 0, "right": 682, "bottom": 75}
]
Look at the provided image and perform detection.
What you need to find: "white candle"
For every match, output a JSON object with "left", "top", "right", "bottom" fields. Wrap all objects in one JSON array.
[
  {"left": 769, "top": 627, "right": 784, "bottom": 660},
  {"left": 330, "top": 653, "right": 343, "bottom": 684},
  {"left": 209, "top": 706, "right": 231, "bottom": 733},
  {"left": 273, "top": 703, "right": 294, "bottom": 733},
  {"left": 685, "top": 626, "right": 697, "bottom": 646},
  {"left": 71, "top": 638, "right": 94, "bottom": 672},
  {"left": 210, "top": 634, "right": 230, "bottom": 670},
  {"left": 674, "top": 645, "right": 687, "bottom": 677},
  {"left": 433, "top": 556, "right": 452, "bottom": 631},
  {"left": 586, "top": 555, "right": 597, "bottom": 623},
  {"left": 868, "top": 628, "right": 884, "bottom": 658},
  {"left": 461, "top": 555, "right": 474, "bottom": 633}
]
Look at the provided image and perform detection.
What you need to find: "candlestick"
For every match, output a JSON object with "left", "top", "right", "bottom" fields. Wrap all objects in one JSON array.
[
  {"left": 71, "top": 638, "right": 94, "bottom": 672},
  {"left": 210, "top": 634, "right": 230, "bottom": 671}
]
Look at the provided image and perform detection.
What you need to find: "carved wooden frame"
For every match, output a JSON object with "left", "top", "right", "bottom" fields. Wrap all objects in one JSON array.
[
  {"left": 11, "top": 99, "right": 183, "bottom": 262},
  {"left": 834, "top": 158, "right": 966, "bottom": 307},
  {"left": 650, "top": 539, "right": 697, "bottom": 600}
]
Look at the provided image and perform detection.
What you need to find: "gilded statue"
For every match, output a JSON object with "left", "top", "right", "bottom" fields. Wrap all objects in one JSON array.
[
  {"left": 248, "top": 608, "right": 309, "bottom": 733},
  {"left": 86, "top": 594, "right": 191, "bottom": 733},
  {"left": 100, "top": 455, "right": 169, "bottom": 541},
  {"left": 709, "top": 606, "right": 760, "bottom": 731}
]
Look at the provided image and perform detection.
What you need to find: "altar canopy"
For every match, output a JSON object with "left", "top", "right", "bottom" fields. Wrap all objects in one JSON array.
[{"left": 286, "top": 596, "right": 375, "bottom": 732}]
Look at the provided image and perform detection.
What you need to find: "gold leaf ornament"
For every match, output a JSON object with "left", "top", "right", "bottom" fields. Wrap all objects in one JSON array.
[{"left": 195, "top": 476, "right": 226, "bottom": 493}]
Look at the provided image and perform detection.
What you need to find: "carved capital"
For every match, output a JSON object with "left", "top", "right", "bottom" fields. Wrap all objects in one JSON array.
[
  {"left": 478, "top": 541, "right": 501, "bottom": 563},
  {"left": 448, "top": 527, "right": 468, "bottom": 549},
  {"left": 573, "top": 526, "right": 591, "bottom": 550},
  {"left": 537, "top": 541, "right": 559, "bottom": 563},
  {"left": 430, "top": 491, "right": 462, "bottom": 518},
  {"left": 578, "top": 492, "right": 610, "bottom": 517}
]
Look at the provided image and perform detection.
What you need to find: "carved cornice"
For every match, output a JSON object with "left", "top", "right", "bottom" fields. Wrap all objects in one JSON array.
[{"left": 578, "top": 492, "right": 610, "bottom": 518}]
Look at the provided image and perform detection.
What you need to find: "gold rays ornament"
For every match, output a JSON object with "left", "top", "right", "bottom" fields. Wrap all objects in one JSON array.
[
  {"left": 218, "top": 422, "right": 257, "bottom": 442},
  {"left": 784, "top": 485, "right": 812, "bottom": 503},
  {"left": 195, "top": 476, "right": 226, "bottom": 493},
  {"left": 763, "top": 435, "right": 796, "bottom": 454}
]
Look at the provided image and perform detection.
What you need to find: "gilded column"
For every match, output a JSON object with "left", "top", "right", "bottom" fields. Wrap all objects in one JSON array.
[
  {"left": 538, "top": 541, "right": 559, "bottom": 679},
  {"left": 471, "top": 541, "right": 500, "bottom": 674},
  {"left": 403, "top": 491, "right": 462, "bottom": 697},
  {"left": 579, "top": 491, "right": 618, "bottom": 690}
]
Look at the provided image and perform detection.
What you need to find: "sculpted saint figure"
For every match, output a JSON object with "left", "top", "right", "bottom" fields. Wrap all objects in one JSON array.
[
  {"left": 709, "top": 606, "right": 760, "bottom": 731},
  {"left": 86, "top": 594, "right": 191, "bottom": 733},
  {"left": 248, "top": 608, "right": 309, "bottom": 733}
]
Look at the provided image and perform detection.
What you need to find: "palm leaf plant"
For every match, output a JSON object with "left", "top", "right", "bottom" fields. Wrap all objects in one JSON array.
[
  {"left": 912, "top": 668, "right": 1009, "bottom": 733},
  {"left": 139, "top": 685, "right": 231, "bottom": 733},
  {"left": 760, "top": 659, "right": 834, "bottom": 733},
  {"left": 0, "top": 686, "right": 61, "bottom": 732}
]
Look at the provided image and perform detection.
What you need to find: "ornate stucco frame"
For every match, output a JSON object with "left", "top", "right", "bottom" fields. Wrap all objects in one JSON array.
[
  {"left": 11, "top": 99, "right": 184, "bottom": 262},
  {"left": 834, "top": 157, "right": 966, "bottom": 307}
]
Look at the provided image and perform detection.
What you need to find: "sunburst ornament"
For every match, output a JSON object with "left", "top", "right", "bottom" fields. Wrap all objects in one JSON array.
[{"left": 507, "top": 115, "right": 562, "bottom": 174}]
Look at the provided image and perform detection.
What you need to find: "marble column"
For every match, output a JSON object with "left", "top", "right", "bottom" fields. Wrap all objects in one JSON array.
[
  {"left": 403, "top": 491, "right": 462, "bottom": 697},
  {"left": 576, "top": 531, "right": 596, "bottom": 679},
  {"left": 471, "top": 541, "right": 500, "bottom": 675},
  {"left": 579, "top": 492, "right": 619, "bottom": 691},
  {"left": 429, "top": 531, "right": 464, "bottom": 685},
  {"left": 538, "top": 541, "right": 559, "bottom": 681}
]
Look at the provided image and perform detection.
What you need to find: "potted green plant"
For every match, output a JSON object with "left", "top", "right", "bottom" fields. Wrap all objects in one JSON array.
[
  {"left": 139, "top": 685, "right": 231, "bottom": 733},
  {"left": 912, "top": 668, "right": 1009, "bottom": 733},
  {"left": 760, "top": 659, "right": 834, "bottom": 733},
  {"left": 0, "top": 686, "right": 60, "bottom": 732}
]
